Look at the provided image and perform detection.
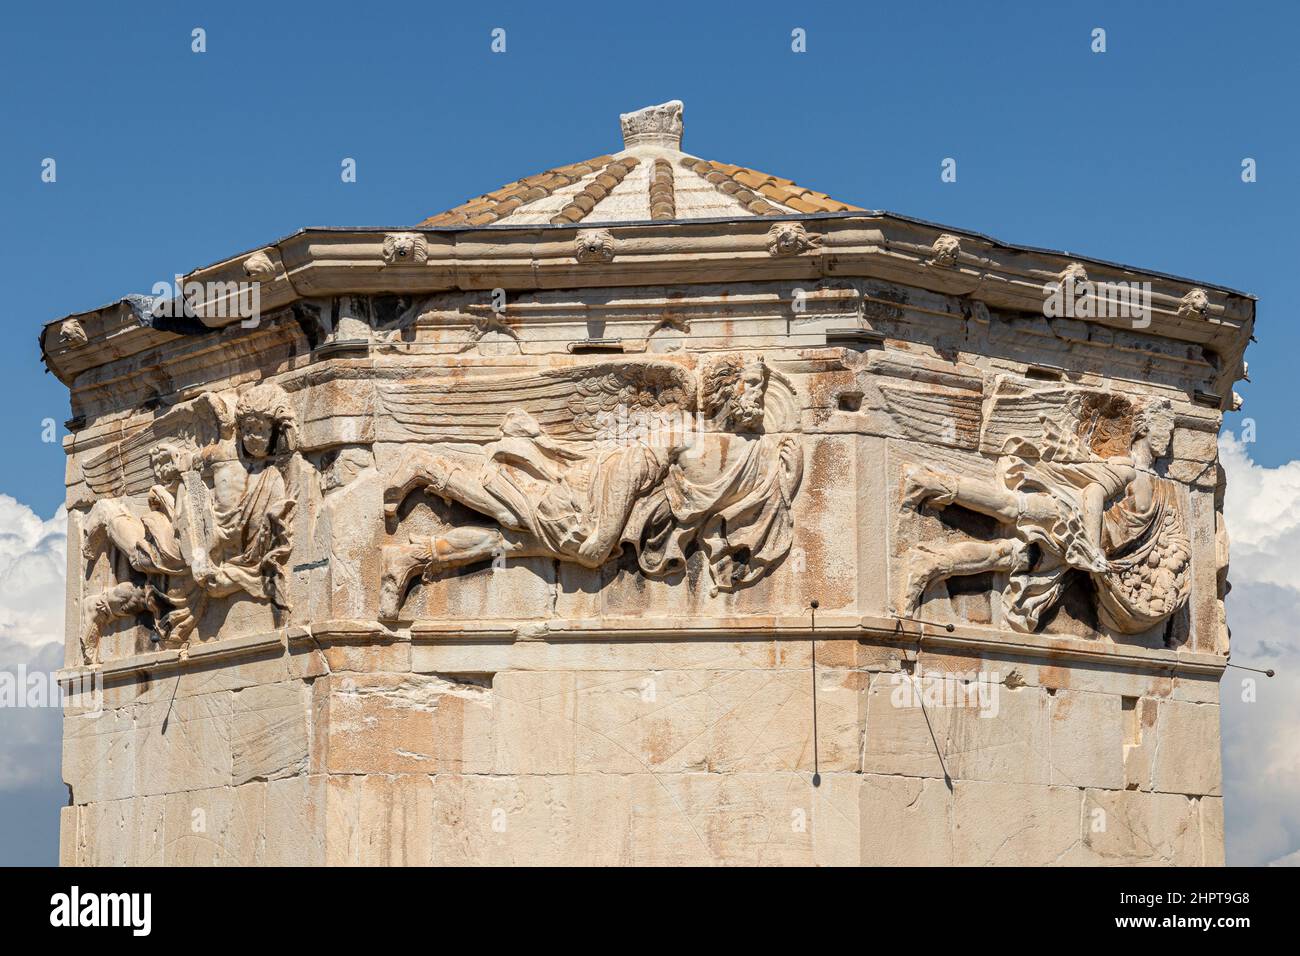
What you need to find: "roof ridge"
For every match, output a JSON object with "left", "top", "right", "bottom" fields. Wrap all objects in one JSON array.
[{"left": 649, "top": 158, "right": 676, "bottom": 220}]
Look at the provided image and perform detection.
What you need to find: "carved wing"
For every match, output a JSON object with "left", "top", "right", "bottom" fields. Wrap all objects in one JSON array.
[
  {"left": 81, "top": 394, "right": 235, "bottom": 498},
  {"left": 377, "top": 361, "right": 697, "bottom": 442},
  {"left": 877, "top": 382, "right": 983, "bottom": 447},
  {"left": 980, "top": 376, "right": 1135, "bottom": 463}
]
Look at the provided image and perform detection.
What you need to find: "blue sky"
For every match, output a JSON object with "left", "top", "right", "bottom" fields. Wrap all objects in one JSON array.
[
  {"left": 2, "top": 0, "right": 1291, "bottom": 513},
  {"left": 0, "top": 0, "right": 1297, "bottom": 864}
]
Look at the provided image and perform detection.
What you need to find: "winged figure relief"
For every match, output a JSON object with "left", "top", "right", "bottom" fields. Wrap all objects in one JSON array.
[
  {"left": 900, "top": 378, "right": 1191, "bottom": 636},
  {"left": 376, "top": 357, "right": 804, "bottom": 618},
  {"left": 79, "top": 384, "right": 298, "bottom": 663}
]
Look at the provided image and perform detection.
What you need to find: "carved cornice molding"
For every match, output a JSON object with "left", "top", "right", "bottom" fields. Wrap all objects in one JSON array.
[
  {"left": 39, "top": 214, "right": 1254, "bottom": 411},
  {"left": 57, "top": 611, "right": 1228, "bottom": 691}
]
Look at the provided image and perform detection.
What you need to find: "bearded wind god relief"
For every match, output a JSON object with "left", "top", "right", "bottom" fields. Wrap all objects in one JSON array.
[
  {"left": 377, "top": 355, "right": 804, "bottom": 619},
  {"left": 79, "top": 383, "right": 298, "bottom": 663},
  {"left": 900, "top": 379, "right": 1191, "bottom": 637}
]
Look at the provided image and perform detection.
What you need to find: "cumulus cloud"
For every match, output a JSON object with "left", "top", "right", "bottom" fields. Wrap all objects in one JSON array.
[
  {"left": 1219, "top": 434, "right": 1300, "bottom": 866},
  {"left": 0, "top": 494, "right": 67, "bottom": 650},
  {"left": 0, "top": 494, "right": 68, "bottom": 863}
]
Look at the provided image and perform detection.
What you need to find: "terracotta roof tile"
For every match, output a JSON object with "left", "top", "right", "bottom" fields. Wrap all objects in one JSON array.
[
  {"left": 548, "top": 157, "right": 640, "bottom": 225},
  {"left": 417, "top": 134, "right": 860, "bottom": 226},
  {"left": 649, "top": 158, "right": 677, "bottom": 220},
  {"left": 679, "top": 157, "right": 863, "bottom": 217},
  {"left": 417, "top": 153, "right": 615, "bottom": 227}
]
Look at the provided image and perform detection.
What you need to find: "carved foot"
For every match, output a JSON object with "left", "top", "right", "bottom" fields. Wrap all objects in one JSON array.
[
  {"left": 378, "top": 542, "right": 434, "bottom": 620},
  {"left": 903, "top": 543, "right": 946, "bottom": 614}
]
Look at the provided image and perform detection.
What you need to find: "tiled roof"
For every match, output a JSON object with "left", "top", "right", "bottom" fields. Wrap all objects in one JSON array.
[
  {"left": 415, "top": 101, "right": 862, "bottom": 228},
  {"left": 678, "top": 157, "right": 860, "bottom": 215}
]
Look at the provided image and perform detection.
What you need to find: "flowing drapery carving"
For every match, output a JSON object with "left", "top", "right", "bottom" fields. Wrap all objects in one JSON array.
[
  {"left": 378, "top": 356, "right": 803, "bottom": 618},
  {"left": 80, "top": 384, "right": 298, "bottom": 662},
  {"left": 901, "top": 385, "right": 1190, "bottom": 635}
]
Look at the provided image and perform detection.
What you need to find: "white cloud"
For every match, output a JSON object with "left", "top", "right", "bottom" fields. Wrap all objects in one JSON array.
[
  {"left": 0, "top": 495, "right": 67, "bottom": 808},
  {"left": 0, "top": 494, "right": 66, "bottom": 650},
  {"left": 1219, "top": 433, "right": 1300, "bottom": 866},
  {"left": 1218, "top": 435, "right": 1300, "bottom": 591}
]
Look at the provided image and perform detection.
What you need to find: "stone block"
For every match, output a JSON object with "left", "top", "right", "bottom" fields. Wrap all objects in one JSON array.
[
  {"left": 232, "top": 681, "right": 309, "bottom": 784},
  {"left": 325, "top": 673, "right": 495, "bottom": 775},
  {"left": 133, "top": 691, "right": 233, "bottom": 797},
  {"left": 952, "top": 781, "right": 1082, "bottom": 865},
  {"left": 1048, "top": 689, "right": 1123, "bottom": 789},
  {"left": 1151, "top": 700, "right": 1222, "bottom": 796},
  {"left": 861, "top": 773, "right": 953, "bottom": 865}
]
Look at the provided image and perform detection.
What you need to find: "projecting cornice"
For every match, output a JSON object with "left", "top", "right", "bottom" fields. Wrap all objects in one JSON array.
[{"left": 40, "top": 211, "right": 1254, "bottom": 399}]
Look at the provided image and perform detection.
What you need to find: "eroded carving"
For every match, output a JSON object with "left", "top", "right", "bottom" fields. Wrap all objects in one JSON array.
[
  {"left": 1057, "top": 262, "right": 1089, "bottom": 287},
  {"left": 382, "top": 232, "right": 428, "bottom": 266},
  {"left": 901, "top": 387, "right": 1190, "bottom": 635},
  {"left": 574, "top": 228, "right": 615, "bottom": 263},
  {"left": 378, "top": 356, "right": 803, "bottom": 617},
  {"left": 929, "top": 234, "right": 962, "bottom": 267},
  {"left": 59, "top": 318, "right": 88, "bottom": 348},
  {"left": 619, "top": 100, "right": 684, "bottom": 149},
  {"left": 79, "top": 384, "right": 298, "bottom": 663},
  {"left": 1178, "top": 287, "right": 1210, "bottom": 319},
  {"left": 767, "top": 222, "right": 821, "bottom": 257},
  {"left": 242, "top": 251, "right": 276, "bottom": 282}
]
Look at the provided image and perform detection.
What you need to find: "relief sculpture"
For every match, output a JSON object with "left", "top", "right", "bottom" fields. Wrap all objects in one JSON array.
[
  {"left": 79, "top": 383, "right": 298, "bottom": 662},
  {"left": 378, "top": 355, "right": 803, "bottom": 618},
  {"left": 901, "top": 384, "right": 1191, "bottom": 635}
]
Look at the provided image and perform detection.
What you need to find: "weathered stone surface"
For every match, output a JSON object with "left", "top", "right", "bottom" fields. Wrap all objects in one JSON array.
[
  {"left": 232, "top": 682, "right": 309, "bottom": 784},
  {"left": 63, "top": 707, "right": 135, "bottom": 804},
  {"left": 861, "top": 773, "right": 953, "bottom": 866},
  {"left": 1048, "top": 689, "right": 1124, "bottom": 790},
  {"left": 1078, "top": 789, "right": 1202, "bottom": 866},
  {"left": 133, "top": 692, "right": 232, "bottom": 797},
  {"left": 952, "top": 781, "right": 1083, "bottom": 866},
  {"left": 324, "top": 673, "right": 494, "bottom": 775},
  {"left": 1151, "top": 700, "right": 1223, "bottom": 797},
  {"left": 325, "top": 774, "right": 434, "bottom": 866}
]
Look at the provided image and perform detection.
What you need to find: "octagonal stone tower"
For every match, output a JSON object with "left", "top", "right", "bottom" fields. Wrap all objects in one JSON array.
[{"left": 46, "top": 102, "right": 1250, "bottom": 866}]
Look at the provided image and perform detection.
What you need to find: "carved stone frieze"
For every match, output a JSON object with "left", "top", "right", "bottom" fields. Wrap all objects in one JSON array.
[
  {"left": 78, "top": 383, "right": 300, "bottom": 663},
  {"left": 900, "top": 382, "right": 1191, "bottom": 636},
  {"left": 377, "top": 355, "right": 803, "bottom": 618}
]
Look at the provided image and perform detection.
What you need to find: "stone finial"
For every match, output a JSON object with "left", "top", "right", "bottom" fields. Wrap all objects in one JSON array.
[{"left": 620, "top": 100, "right": 684, "bottom": 150}]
